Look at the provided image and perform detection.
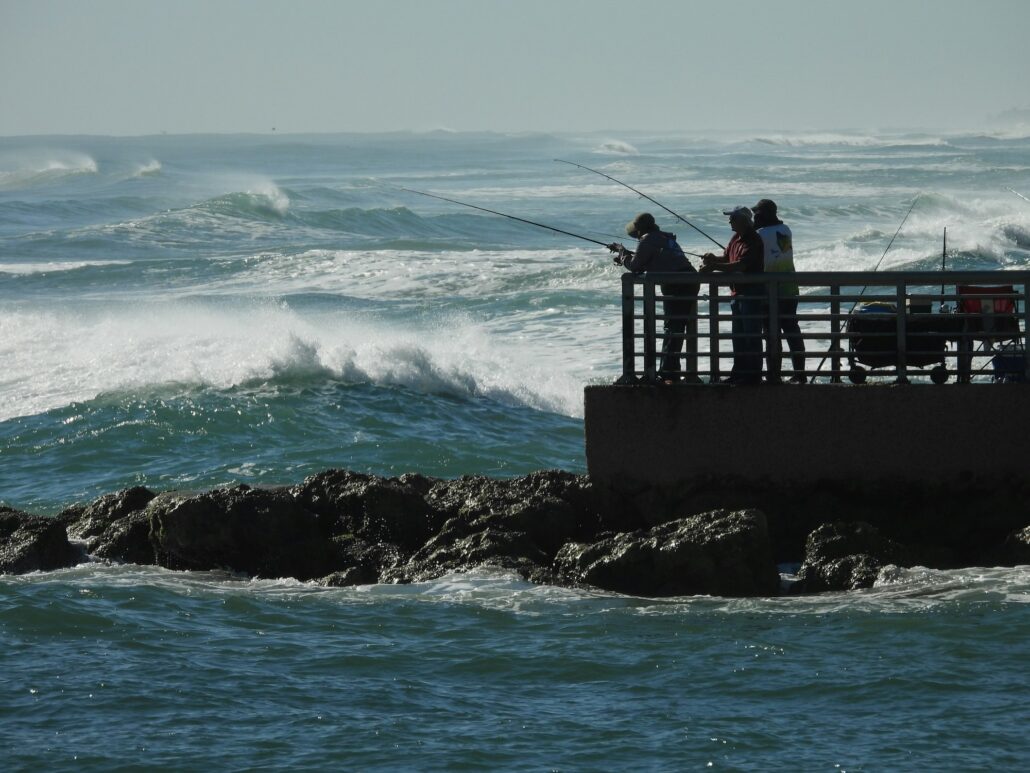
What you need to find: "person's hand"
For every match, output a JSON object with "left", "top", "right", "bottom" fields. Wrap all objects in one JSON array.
[
  {"left": 702, "top": 252, "right": 716, "bottom": 265},
  {"left": 607, "top": 242, "right": 623, "bottom": 253},
  {"left": 699, "top": 264, "right": 715, "bottom": 274}
]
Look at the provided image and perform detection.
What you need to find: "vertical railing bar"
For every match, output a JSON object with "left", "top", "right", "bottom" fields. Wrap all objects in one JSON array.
[
  {"left": 830, "top": 285, "right": 841, "bottom": 382},
  {"left": 643, "top": 277, "right": 657, "bottom": 383},
  {"left": 896, "top": 282, "right": 908, "bottom": 383},
  {"left": 1023, "top": 282, "right": 1030, "bottom": 382},
  {"left": 708, "top": 280, "right": 720, "bottom": 382},
  {"left": 620, "top": 272, "right": 637, "bottom": 383}
]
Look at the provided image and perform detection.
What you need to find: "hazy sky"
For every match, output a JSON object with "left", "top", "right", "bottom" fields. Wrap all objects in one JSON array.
[{"left": 2, "top": 0, "right": 1028, "bottom": 136}]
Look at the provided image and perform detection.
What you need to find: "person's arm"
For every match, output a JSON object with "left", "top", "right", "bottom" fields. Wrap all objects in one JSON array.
[
  {"left": 701, "top": 245, "right": 741, "bottom": 273},
  {"left": 627, "top": 232, "right": 663, "bottom": 272}
]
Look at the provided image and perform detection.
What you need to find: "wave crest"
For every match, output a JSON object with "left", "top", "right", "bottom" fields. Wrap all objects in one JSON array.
[
  {"left": 0, "top": 302, "right": 584, "bottom": 422},
  {"left": 0, "top": 152, "right": 99, "bottom": 188}
]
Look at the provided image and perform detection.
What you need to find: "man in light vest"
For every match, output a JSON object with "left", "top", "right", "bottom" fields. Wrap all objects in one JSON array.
[{"left": 753, "top": 199, "right": 806, "bottom": 383}]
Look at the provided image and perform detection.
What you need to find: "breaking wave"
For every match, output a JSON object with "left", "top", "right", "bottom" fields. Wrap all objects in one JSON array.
[
  {"left": 0, "top": 301, "right": 585, "bottom": 423},
  {"left": 594, "top": 139, "right": 639, "bottom": 155},
  {"left": 0, "top": 152, "right": 99, "bottom": 188}
]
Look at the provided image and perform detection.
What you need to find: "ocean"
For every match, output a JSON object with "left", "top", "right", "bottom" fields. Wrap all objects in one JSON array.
[{"left": 2, "top": 130, "right": 1029, "bottom": 769}]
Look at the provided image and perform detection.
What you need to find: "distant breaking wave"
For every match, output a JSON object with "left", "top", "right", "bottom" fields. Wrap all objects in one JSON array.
[
  {"left": 133, "top": 159, "right": 162, "bottom": 177},
  {"left": 594, "top": 139, "right": 639, "bottom": 155},
  {"left": 0, "top": 152, "right": 99, "bottom": 189},
  {"left": 752, "top": 132, "right": 950, "bottom": 149}
]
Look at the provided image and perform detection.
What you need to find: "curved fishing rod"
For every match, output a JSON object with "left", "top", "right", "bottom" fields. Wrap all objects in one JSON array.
[
  {"left": 815, "top": 193, "right": 922, "bottom": 376},
  {"left": 555, "top": 159, "right": 725, "bottom": 250},
  {"left": 396, "top": 185, "right": 703, "bottom": 257}
]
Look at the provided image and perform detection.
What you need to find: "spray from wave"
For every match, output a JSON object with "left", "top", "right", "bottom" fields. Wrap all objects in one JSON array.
[
  {"left": 594, "top": 139, "right": 640, "bottom": 155},
  {"left": 0, "top": 151, "right": 99, "bottom": 188},
  {"left": 133, "top": 159, "right": 162, "bottom": 177},
  {"left": 0, "top": 300, "right": 584, "bottom": 422}
]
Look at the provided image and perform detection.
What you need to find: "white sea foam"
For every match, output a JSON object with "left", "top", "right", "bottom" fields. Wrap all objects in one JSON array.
[
  {"left": 0, "top": 298, "right": 590, "bottom": 422},
  {"left": 133, "top": 159, "right": 162, "bottom": 177},
  {"left": 0, "top": 260, "right": 131, "bottom": 275},
  {"left": 243, "top": 179, "right": 290, "bottom": 214},
  {"left": 752, "top": 132, "right": 950, "bottom": 148}
]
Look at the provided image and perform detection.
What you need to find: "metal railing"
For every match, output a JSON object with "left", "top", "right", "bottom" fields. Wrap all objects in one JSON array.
[{"left": 619, "top": 270, "right": 1030, "bottom": 384}]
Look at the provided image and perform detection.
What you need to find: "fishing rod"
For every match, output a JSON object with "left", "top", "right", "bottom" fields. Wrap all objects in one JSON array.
[
  {"left": 815, "top": 194, "right": 922, "bottom": 377},
  {"left": 397, "top": 185, "right": 703, "bottom": 258},
  {"left": 1006, "top": 186, "right": 1030, "bottom": 204},
  {"left": 555, "top": 159, "right": 725, "bottom": 250}
]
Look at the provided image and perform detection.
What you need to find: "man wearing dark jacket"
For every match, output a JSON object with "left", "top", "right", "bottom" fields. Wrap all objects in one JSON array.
[{"left": 609, "top": 212, "right": 699, "bottom": 382}]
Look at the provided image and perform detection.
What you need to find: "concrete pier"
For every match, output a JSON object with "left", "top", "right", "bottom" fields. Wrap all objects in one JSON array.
[{"left": 584, "top": 384, "right": 1030, "bottom": 489}]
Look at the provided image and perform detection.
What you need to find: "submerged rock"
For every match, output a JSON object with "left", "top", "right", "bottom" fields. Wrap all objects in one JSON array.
[
  {"left": 554, "top": 509, "right": 780, "bottom": 597},
  {"left": 0, "top": 507, "right": 81, "bottom": 574},
  {"left": 795, "top": 521, "right": 910, "bottom": 592}
]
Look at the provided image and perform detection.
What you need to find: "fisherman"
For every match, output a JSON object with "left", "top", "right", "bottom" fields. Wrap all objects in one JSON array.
[
  {"left": 700, "top": 207, "right": 765, "bottom": 384},
  {"left": 753, "top": 199, "right": 806, "bottom": 383},
  {"left": 609, "top": 213, "right": 700, "bottom": 383}
]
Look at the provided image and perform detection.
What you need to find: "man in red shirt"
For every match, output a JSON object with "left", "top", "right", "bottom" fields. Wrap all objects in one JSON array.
[{"left": 701, "top": 206, "right": 765, "bottom": 384}]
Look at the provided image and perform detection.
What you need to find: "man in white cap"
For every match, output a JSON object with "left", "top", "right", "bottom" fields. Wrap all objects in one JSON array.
[{"left": 701, "top": 207, "right": 765, "bottom": 384}]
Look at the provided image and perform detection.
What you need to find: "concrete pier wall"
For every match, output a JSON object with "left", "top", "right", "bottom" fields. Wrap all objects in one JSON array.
[{"left": 584, "top": 384, "right": 1030, "bottom": 489}]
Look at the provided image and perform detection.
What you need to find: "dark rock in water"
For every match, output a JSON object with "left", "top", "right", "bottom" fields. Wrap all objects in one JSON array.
[
  {"left": 999, "top": 525, "right": 1030, "bottom": 565},
  {"left": 292, "top": 469, "right": 443, "bottom": 551},
  {"left": 319, "top": 538, "right": 404, "bottom": 586},
  {"left": 147, "top": 485, "right": 342, "bottom": 580},
  {"left": 554, "top": 509, "right": 780, "bottom": 597},
  {"left": 425, "top": 470, "right": 598, "bottom": 553},
  {"left": 378, "top": 471, "right": 598, "bottom": 584},
  {"left": 319, "top": 567, "right": 377, "bottom": 587},
  {"left": 795, "top": 521, "right": 910, "bottom": 592},
  {"left": 92, "top": 511, "right": 156, "bottom": 566},
  {"left": 0, "top": 507, "right": 81, "bottom": 574},
  {"left": 66, "top": 486, "right": 156, "bottom": 552},
  {"left": 383, "top": 516, "right": 550, "bottom": 584}
]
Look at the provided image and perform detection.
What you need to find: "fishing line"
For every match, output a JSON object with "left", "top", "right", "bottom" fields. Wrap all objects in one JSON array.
[
  {"left": 395, "top": 185, "right": 703, "bottom": 258},
  {"left": 814, "top": 193, "right": 922, "bottom": 376},
  {"left": 555, "top": 159, "right": 725, "bottom": 250}
]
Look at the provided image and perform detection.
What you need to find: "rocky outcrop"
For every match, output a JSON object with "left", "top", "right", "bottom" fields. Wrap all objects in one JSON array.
[
  {"left": 554, "top": 509, "right": 780, "bottom": 597},
  {"left": 0, "top": 507, "right": 81, "bottom": 574},
  {"left": 4, "top": 468, "right": 1026, "bottom": 597},
  {"left": 66, "top": 486, "right": 156, "bottom": 553},
  {"left": 794, "top": 521, "right": 911, "bottom": 593},
  {"left": 146, "top": 485, "right": 342, "bottom": 581}
]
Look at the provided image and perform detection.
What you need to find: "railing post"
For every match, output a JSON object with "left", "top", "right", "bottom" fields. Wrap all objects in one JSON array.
[
  {"left": 896, "top": 282, "right": 909, "bottom": 384},
  {"left": 643, "top": 276, "right": 658, "bottom": 383},
  {"left": 1024, "top": 282, "right": 1030, "bottom": 382},
  {"left": 619, "top": 272, "right": 637, "bottom": 384},
  {"left": 708, "top": 280, "right": 721, "bottom": 382},
  {"left": 766, "top": 279, "right": 779, "bottom": 382},
  {"left": 830, "top": 284, "right": 842, "bottom": 382}
]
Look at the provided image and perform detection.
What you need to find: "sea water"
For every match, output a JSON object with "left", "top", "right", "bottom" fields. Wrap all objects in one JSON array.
[{"left": 2, "top": 130, "right": 1029, "bottom": 769}]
